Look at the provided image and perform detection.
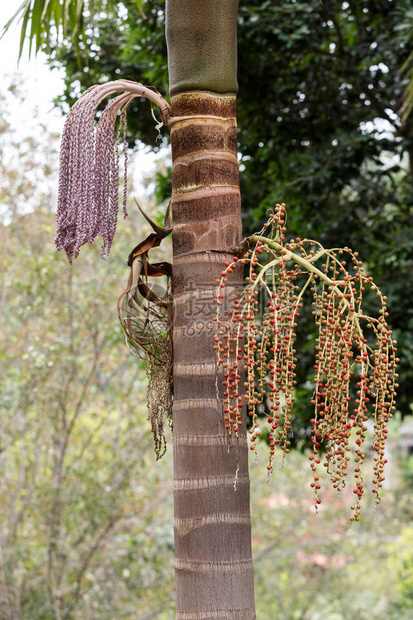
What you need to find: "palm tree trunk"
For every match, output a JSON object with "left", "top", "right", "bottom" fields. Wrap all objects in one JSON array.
[{"left": 166, "top": 2, "right": 256, "bottom": 618}]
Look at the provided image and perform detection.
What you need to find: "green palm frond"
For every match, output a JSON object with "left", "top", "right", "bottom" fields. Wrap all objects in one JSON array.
[
  {"left": 400, "top": 51, "right": 413, "bottom": 123},
  {"left": 1, "top": 0, "right": 145, "bottom": 59}
]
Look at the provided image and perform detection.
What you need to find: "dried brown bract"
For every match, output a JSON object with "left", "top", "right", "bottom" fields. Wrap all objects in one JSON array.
[{"left": 118, "top": 209, "right": 173, "bottom": 459}]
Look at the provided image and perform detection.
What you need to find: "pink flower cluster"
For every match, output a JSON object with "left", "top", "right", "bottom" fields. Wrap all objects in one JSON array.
[{"left": 55, "top": 85, "right": 130, "bottom": 263}]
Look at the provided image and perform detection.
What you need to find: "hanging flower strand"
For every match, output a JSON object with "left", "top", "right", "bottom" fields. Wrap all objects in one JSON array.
[
  {"left": 55, "top": 80, "right": 171, "bottom": 263},
  {"left": 214, "top": 203, "right": 398, "bottom": 521}
]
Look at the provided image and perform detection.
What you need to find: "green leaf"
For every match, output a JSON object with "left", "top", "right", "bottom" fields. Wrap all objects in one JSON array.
[
  {"left": 62, "top": 0, "right": 72, "bottom": 38},
  {"left": 75, "top": 0, "right": 84, "bottom": 22},
  {"left": 72, "top": 0, "right": 85, "bottom": 40},
  {"left": 401, "top": 51, "right": 413, "bottom": 122},
  {"left": 52, "top": 1, "right": 62, "bottom": 33},
  {"left": 136, "top": 0, "right": 145, "bottom": 19},
  {"left": 1, "top": 0, "right": 31, "bottom": 60},
  {"left": 41, "top": 0, "right": 52, "bottom": 21},
  {"left": 18, "top": 3, "right": 32, "bottom": 59},
  {"left": 29, "top": 0, "right": 46, "bottom": 58},
  {"left": 2, "top": 0, "right": 140, "bottom": 59},
  {"left": 1, "top": 0, "right": 31, "bottom": 35}
]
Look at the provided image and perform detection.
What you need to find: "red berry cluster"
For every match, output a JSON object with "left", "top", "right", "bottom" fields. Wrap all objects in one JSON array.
[{"left": 214, "top": 204, "right": 398, "bottom": 520}]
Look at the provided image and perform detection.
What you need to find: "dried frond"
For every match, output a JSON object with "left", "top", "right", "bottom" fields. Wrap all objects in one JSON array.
[
  {"left": 215, "top": 203, "right": 398, "bottom": 520},
  {"left": 118, "top": 250, "right": 172, "bottom": 460}
]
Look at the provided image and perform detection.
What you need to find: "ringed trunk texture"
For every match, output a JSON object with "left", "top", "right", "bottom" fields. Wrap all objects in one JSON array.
[
  {"left": 167, "top": 2, "right": 256, "bottom": 618},
  {"left": 170, "top": 93, "right": 255, "bottom": 619}
]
